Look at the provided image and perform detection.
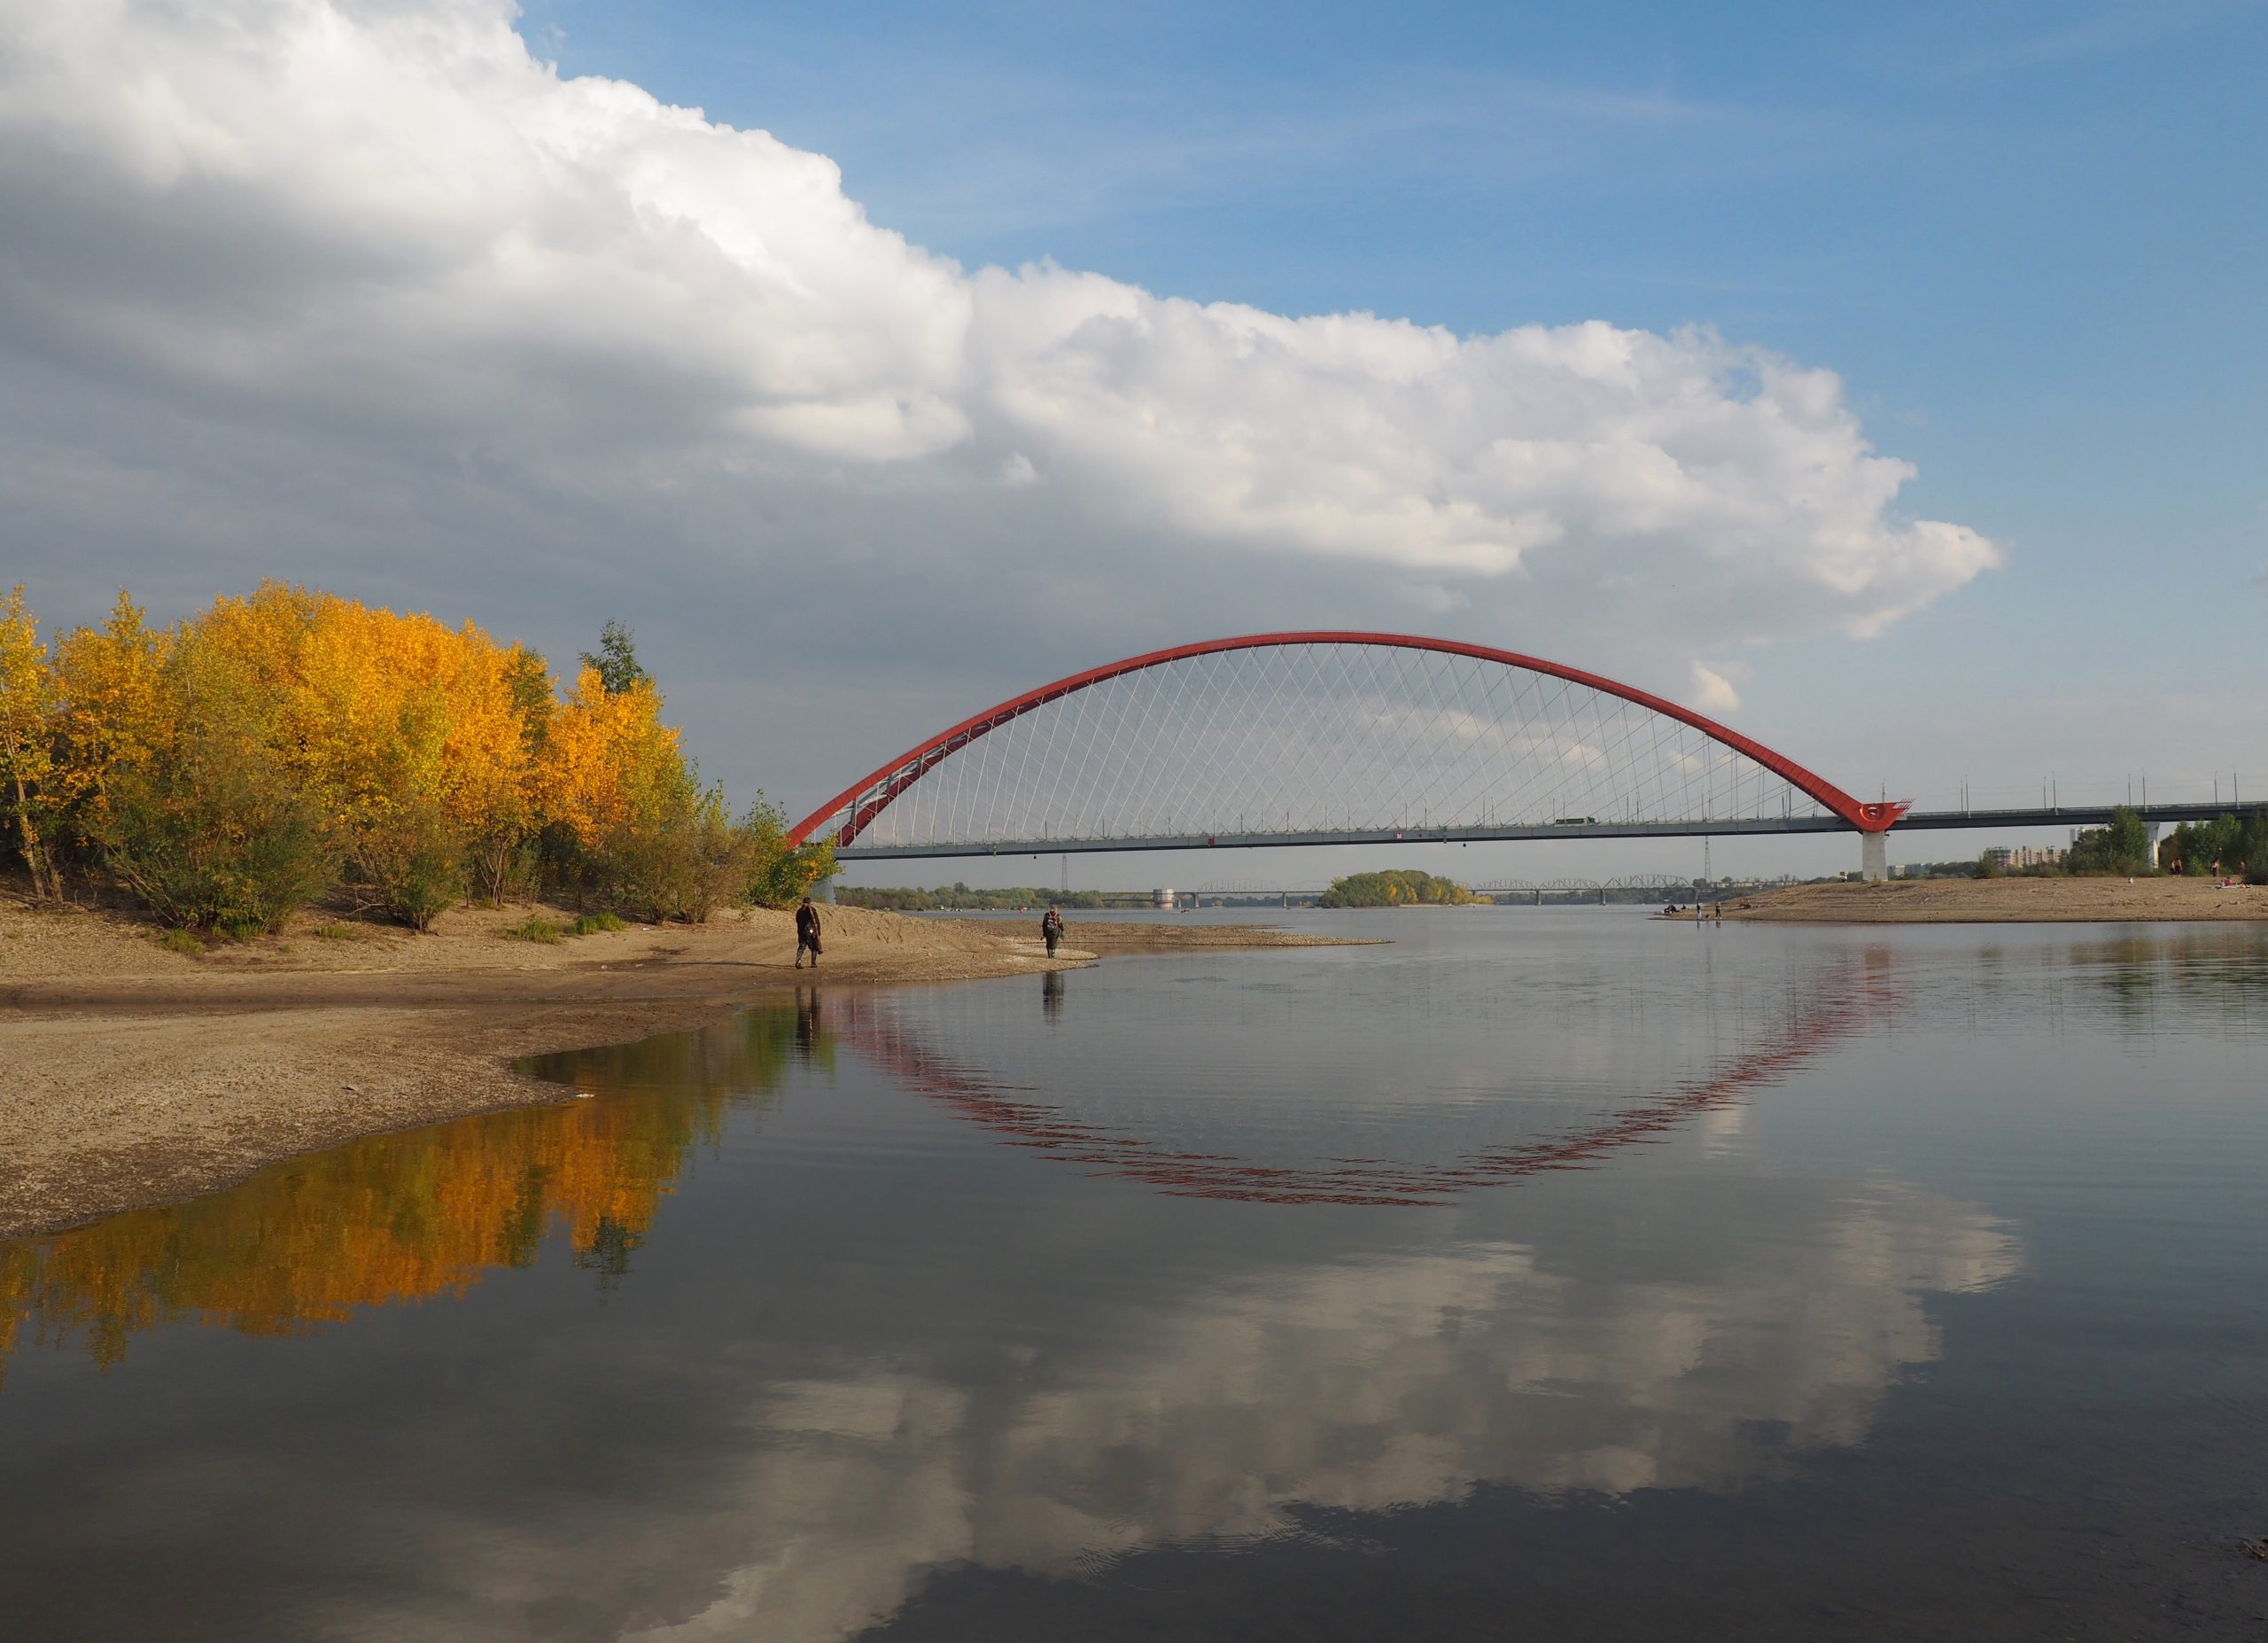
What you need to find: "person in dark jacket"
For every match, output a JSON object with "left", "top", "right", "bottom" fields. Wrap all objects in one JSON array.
[
  {"left": 794, "top": 897, "right": 822, "bottom": 969},
  {"left": 1040, "top": 904, "right": 1065, "bottom": 958}
]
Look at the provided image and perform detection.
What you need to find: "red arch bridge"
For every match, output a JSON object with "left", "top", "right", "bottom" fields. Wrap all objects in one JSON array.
[{"left": 788, "top": 632, "right": 2230, "bottom": 881}]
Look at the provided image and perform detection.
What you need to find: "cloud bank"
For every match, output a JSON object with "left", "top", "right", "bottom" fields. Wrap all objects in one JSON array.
[
  {"left": 630, "top": 1183, "right": 2015, "bottom": 1643},
  {"left": 0, "top": 0, "right": 1997, "bottom": 791}
]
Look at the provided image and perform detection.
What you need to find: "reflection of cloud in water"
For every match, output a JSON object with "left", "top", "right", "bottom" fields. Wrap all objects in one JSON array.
[{"left": 633, "top": 1178, "right": 2018, "bottom": 1643}]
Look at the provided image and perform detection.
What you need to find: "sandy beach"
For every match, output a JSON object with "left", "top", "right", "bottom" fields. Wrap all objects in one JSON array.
[
  {"left": 1673, "top": 875, "right": 2268, "bottom": 923},
  {"left": 0, "top": 897, "right": 1349, "bottom": 1240}
]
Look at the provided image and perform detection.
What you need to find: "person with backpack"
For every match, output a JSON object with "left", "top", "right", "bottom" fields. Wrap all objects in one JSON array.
[
  {"left": 794, "top": 897, "right": 823, "bottom": 969},
  {"left": 1040, "top": 904, "right": 1065, "bottom": 958}
]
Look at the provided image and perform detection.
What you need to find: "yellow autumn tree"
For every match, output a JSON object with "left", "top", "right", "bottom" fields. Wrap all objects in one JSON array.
[
  {"left": 48, "top": 590, "right": 172, "bottom": 850},
  {"left": 536, "top": 663, "right": 686, "bottom": 850},
  {"left": 0, "top": 585, "right": 60, "bottom": 899},
  {"left": 93, "top": 613, "right": 337, "bottom": 933},
  {"left": 534, "top": 662, "right": 742, "bottom": 920},
  {"left": 179, "top": 584, "right": 544, "bottom": 927},
  {"left": 10, "top": 581, "right": 832, "bottom": 925}
]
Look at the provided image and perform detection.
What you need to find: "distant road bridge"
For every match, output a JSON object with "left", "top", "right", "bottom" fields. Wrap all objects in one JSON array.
[
  {"left": 789, "top": 633, "right": 2237, "bottom": 881},
  {"left": 1174, "top": 875, "right": 1700, "bottom": 907}
]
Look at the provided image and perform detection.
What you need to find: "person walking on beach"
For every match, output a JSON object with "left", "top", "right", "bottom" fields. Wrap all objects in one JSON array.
[
  {"left": 1041, "top": 904, "right": 1065, "bottom": 958},
  {"left": 794, "top": 897, "right": 823, "bottom": 969}
]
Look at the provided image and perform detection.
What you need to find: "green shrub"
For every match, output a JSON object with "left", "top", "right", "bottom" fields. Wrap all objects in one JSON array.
[
  {"left": 157, "top": 928, "right": 204, "bottom": 956},
  {"left": 311, "top": 923, "right": 373, "bottom": 941},
  {"left": 571, "top": 912, "right": 626, "bottom": 936},
  {"left": 2066, "top": 806, "right": 2155, "bottom": 876},
  {"left": 463, "top": 830, "right": 540, "bottom": 908},
  {"left": 507, "top": 916, "right": 564, "bottom": 944},
  {"left": 2237, "top": 811, "right": 2268, "bottom": 886},
  {"left": 587, "top": 781, "right": 749, "bottom": 923},
  {"left": 346, "top": 802, "right": 464, "bottom": 931},
  {"left": 738, "top": 796, "right": 836, "bottom": 909},
  {"left": 100, "top": 765, "right": 335, "bottom": 934}
]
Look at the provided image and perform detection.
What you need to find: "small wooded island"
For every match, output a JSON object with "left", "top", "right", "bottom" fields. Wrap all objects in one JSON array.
[{"left": 1317, "top": 868, "right": 1481, "bottom": 907}]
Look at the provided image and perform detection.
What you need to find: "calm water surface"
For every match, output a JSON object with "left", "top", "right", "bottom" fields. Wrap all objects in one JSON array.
[{"left": 4, "top": 912, "right": 2266, "bottom": 1639}]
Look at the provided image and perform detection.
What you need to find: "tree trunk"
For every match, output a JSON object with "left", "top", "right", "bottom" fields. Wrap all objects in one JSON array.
[{"left": 12, "top": 770, "right": 55, "bottom": 900}]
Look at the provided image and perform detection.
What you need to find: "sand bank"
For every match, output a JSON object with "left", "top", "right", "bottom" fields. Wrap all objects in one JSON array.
[
  {"left": 0, "top": 898, "right": 1348, "bottom": 1239},
  {"left": 1671, "top": 876, "right": 2268, "bottom": 923}
]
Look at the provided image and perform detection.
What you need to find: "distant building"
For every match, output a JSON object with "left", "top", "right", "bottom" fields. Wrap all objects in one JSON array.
[{"left": 1972, "top": 844, "right": 2064, "bottom": 873}]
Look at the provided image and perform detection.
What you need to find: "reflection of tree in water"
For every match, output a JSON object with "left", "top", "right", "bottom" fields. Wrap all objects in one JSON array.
[
  {"left": 831, "top": 950, "right": 1906, "bottom": 1205},
  {"left": 1947, "top": 928, "right": 2268, "bottom": 1038},
  {"left": 0, "top": 1005, "right": 814, "bottom": 1385},
  {"left": 2073, "top": 929, "right": 2268, "bottom": 1031},
  {"left": 575, "top": 1216, "right": 642, "bottom": 1286}
]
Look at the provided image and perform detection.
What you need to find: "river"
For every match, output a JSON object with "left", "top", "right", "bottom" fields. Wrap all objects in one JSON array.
[{"left": 4, "top": 910, "right": 2264, "bottom": 1639}]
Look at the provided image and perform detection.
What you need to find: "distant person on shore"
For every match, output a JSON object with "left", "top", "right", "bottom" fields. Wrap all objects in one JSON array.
[
  {"left": 794, "top": 897, "right": 823, "bottom": 969},
  {"left": 1041, "top": 904, "right": 1065, "bottom": 958}
]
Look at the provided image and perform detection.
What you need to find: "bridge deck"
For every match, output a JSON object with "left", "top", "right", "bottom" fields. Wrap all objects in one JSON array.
[{"left": 834, "top": 803, "right": 2235, "bottom": 860}]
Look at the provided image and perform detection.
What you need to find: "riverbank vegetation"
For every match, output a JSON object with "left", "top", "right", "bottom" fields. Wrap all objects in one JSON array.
[
  {"left": 2061, "top": 807, "right": 2155, "bottom": 876},
  {"left": 1318, "top": 868, "right": 1479, "bottom": 907},
  {"left": 1964, "top": 806, "right": 2268, "bottom": 884},
  {"left": 2156, "top": 810, "right": 2268, "bottom": 884},
  {"left": 0, "top": 583, "right": 833, "bottom": 933}
]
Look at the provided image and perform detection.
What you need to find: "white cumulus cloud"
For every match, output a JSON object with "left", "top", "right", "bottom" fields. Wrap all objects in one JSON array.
[
  {"left": 1689, "top": 659, "right": 1745, "bottom": 715},
  {"left": 0, "top": 0, "right": 2000, "bottom": 798}
]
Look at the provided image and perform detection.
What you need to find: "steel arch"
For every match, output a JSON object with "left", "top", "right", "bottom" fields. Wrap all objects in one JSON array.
[{"left": 788, "top": 632, "right": 1907, "bottom": 849}]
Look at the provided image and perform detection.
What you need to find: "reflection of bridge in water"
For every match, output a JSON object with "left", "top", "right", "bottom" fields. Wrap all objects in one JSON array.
[{"left": 823, "top": 953, "right": 1902, "bottom": 1207}]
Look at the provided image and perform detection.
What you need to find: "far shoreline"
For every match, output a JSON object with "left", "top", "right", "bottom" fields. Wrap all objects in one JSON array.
[{"left": 1666, "top": 875, "right": 2268, "bottom": 924}]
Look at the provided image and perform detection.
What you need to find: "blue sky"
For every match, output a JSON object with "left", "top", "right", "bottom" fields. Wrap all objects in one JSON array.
[
  {"left": 518, "top": 2, "right": 2262, "bottom": 479},
  {"left": 510, "top": 0, "right": 2267, "bottom": 876},
  {"left": 4, "top": 0, "right": 2264, "bottom": 884}
]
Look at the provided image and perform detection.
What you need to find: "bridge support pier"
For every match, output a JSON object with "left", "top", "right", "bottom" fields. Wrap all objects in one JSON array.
[{"left": 1860, "top": 833, "right": 1888, "bottom": 883}]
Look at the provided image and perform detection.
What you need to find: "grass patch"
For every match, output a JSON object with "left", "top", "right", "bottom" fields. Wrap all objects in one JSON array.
[
  {"left": 157, "top": 928, "right": 205, "bottom": 957},
  {"left": 311, "top": 923, "right": 376, "bottom": 942},
  {"left": 507, "top": 916, "right": 566, "bottom": 944},
  {"left": 571, "top": 912, "right": 628, "bottom": 936}
]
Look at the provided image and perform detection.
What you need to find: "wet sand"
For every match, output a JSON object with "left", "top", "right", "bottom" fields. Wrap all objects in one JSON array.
[
  {"left": 0, "top": 898, "right": 1350, "bottom": 1239},
  {"left": 1672, "top": 875, "right": 2268, "bottom": 923}
]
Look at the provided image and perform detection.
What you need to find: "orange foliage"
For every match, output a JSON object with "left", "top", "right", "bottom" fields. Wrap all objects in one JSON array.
[
  {"left": 0, "top": 1006, "right": 808, "bottom": 1380},
  {"left": 48, "top": 590, "right": 172, "bottom": 834},
  {"left": 0, "top": 585, "right": 61, "bottom": 897},
  {"left": 191, "top": 583, "right": 540, "bottom": 845},
  {"left": 535, "top": 664, "right": 687, "bottom": 847},
  {"left": 5, "top": 580, "right": 829, "bottom": 923}
]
